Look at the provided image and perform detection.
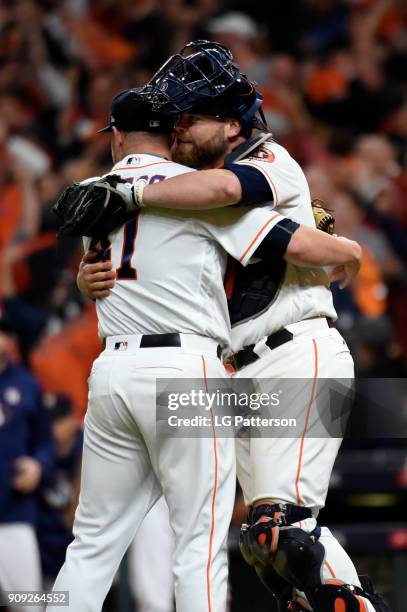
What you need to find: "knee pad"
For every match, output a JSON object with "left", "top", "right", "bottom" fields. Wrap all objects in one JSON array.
[
  {"left": 272, "top": 527, "right": 325, "bottom": 592},
  {"left": 239, "top": 513, "right": 280, "bottom": 567},
  {"left": 240, "top": 524, "right": 291, "bottom": 603},
  {"left": 240, "top": 518, "right": 292, "bottom": 603},
  {"left": 240, "top": 502, "right": 314, "bottom": 567}
]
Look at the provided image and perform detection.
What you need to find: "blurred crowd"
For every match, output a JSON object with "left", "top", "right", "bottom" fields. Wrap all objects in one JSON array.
[
  {"left": 0, "top": 0, "right": 406, "bottom": 419},
  {"left": 0, "top": 1, "right": 406, "bottom": 609}
]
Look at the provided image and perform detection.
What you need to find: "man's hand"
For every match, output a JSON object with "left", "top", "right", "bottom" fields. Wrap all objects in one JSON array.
[
  {"left": 77, "top": 249, "right": 116, "bottom": 299},
  {"left": 328, "top": 237, "right": 361, "bottom": 288},
  {"left": 329, "top": 261, "right": 361, "bottom": 289},
  {"left": 13, "top": 457, "right": 42, "bottom": 493}
]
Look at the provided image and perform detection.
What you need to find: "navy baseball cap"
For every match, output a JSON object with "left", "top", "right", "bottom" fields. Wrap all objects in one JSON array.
[{"left": 99, "top": 87, "right": 176, "bottom": 134}]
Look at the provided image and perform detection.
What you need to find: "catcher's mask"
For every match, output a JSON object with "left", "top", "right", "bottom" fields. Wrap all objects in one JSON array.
[
  {"left": 146, "top": 40, "right": 268, "bottom": 137},
  {"left": 99, "top": 86, "right": 177, "bottom": 134}
]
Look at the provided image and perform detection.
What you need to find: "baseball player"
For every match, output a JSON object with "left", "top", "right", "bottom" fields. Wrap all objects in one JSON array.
[
  {"left": 49, "top": 87, "right": 333, "bottom": 612},
  {"left": 79, "top": 42, "right": 389, "bottom": 612}
]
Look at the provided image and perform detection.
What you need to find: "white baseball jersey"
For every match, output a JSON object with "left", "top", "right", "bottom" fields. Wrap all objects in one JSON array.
[
  {"left": 84, "top": 154, "right": 284, "bottom": 348},
  {"left": 229, "top": 140, "right": 337, "bottom": 351}
]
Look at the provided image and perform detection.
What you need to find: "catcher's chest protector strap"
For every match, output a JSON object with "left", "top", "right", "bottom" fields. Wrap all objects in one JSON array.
[{"left": 224, "top": 132, "right": 274, "bottom": 163}]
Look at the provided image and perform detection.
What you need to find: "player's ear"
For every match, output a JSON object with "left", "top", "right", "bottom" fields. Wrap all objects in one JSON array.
[
  {"left": 225, "top": 118, "right": 243, "bottom": 140},
  {"left": 111, "top": 127, "right": 125, "bottom": 164}
]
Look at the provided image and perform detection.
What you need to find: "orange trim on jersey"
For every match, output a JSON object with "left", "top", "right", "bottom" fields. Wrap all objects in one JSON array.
[
  {"left": 112, "top": 161, "right": 174, "bottom": 172},
  {"left": 224, "top": 257, "right": 237, "bottom": 299},
  {"left": 334, "top": 600, "right": 346, "bottom": 612},
  {"left": 238, "top": 160, "right": 279, "bottom": 206},
  {"left": 295, "top": 339, "right": 319, "bottom": 506},
  {"left": 202, "top": 355, "right": 219, "bottom": 612},
  {"left": 239, "top": 213, "right": 280, "bottom": 263},
  {"left": 325, "top": 560, "right": 337, "bottom": 579}
]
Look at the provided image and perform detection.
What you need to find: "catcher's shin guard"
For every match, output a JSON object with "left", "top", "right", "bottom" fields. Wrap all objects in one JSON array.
[
  {"left": 239, "top": 503, "right": 389, "bottom": 612},
  {"left": 240, "top": 521, "right": 293, "bottom": 605},
  {"left": 239, "top": 503, "right": 318, "bottom": 604}
]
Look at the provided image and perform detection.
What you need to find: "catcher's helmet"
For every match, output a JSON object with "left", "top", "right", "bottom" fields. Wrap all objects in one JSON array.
[{"left": 146, "top": 40, "right": 267, "bottom": 136}]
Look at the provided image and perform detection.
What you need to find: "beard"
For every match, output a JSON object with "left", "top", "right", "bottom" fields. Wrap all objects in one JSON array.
[{"left": 172, "top": 131, "right": 229, "bottom": 169}]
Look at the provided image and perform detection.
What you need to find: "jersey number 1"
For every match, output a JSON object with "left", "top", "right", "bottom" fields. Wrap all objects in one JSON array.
[{"left": 100, "top": 174, "right": 166, "bottom": 280}]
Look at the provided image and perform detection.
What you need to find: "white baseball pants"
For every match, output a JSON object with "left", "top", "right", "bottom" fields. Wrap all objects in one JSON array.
[
  {"left": 128, "top": 496, "right": 174, "bottom": 612},
  {"left": 48, "top": 334, "right": 236, "bottom": 612},
  {"left": 235, "top": 318, "right": 375, "bottom": 611}
]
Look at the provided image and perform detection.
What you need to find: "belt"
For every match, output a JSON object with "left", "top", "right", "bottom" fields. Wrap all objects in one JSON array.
[
  {"left": 105, "top": 333, "right": 222, "bottom": 359},
  {"left": 229, "top": 328, "right": 294, "bottom": 371},
  {"left": 228, "top": 317, "right": 335, "bottom": 371},
  {"left": 140, "top": 333, "right": 222, "bottom": 358},
  {"left": 140, "top": 332, "right": 181, "bottom": 348}
]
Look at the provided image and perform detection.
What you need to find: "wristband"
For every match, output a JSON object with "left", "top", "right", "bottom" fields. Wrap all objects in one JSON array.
[
  {"left": 116, "top": 179, "right": 147, "bottom": 211},
  {"left": 133, "top": 178, "right": 147, "bottom": 208}
]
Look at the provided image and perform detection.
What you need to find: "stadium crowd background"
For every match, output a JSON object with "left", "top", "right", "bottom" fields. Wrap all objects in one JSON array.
[{"left": 0, "top": 0, "right": 406, "bottom": 610}]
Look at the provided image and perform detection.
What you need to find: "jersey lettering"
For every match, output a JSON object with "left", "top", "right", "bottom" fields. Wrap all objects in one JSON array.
[
  {"left": 96, "top": 174, "right": 167, "bottom": 279},
  {"left": 116, "top": 214, "right": 139, "bottom": 280}
]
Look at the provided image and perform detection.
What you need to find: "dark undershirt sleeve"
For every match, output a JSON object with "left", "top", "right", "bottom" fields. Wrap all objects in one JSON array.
[
  {"left": 223, "top": 162, "right": 274, "bottom": 206},
  {"left": 253, "top": 217, "right": 300, "bottom": 260}
]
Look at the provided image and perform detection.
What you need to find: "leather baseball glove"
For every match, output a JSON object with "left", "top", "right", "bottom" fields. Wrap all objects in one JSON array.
[
  {"left": 311, "top": 199, "right": 335, "bottom": 234},
  {"left": 52, "top": 175, "right": 137, "bottom": 239}
]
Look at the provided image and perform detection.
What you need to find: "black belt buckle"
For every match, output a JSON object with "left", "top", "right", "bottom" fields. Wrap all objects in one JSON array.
[
  {"left": 231, "top": 328, "right": 294, "bottom": 371},
  {"left": 226, "top": 345, "right": 257, "bottom": 371}
]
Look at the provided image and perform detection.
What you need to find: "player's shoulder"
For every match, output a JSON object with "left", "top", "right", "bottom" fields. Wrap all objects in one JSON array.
[
  {"left": 110, "top": 154, "right": 193, "bottom": 178},
  {"left": 237, "top": 139, "right": 293, "bottom": 168}
]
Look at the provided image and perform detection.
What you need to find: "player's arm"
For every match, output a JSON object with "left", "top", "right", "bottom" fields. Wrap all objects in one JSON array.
[
  {"left": 142, "top": 169, "right": 242, "bottom": 209},
  {"left": 254, "top": 219, "right": 362, "bottom": 288},
  {"left": 136, "top": 165, "right": 269, "bottom": 210},
  {"left": 77, "top": 248, "right": 116, "bottom": 300},
  {"left": 201, "top": 208, "right": 361, "bottom": 289}
]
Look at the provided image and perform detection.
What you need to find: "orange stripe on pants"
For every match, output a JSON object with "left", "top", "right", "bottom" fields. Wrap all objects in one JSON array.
[
  {"left": 201, "top": 355, "right": 219, "bottom": 612},
  {"left": 295, "top": 339, "right": 319, "bottom": 506}
]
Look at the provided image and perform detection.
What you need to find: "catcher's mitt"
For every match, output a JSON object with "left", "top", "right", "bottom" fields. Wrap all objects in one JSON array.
[
  {"left": 52, "top": 175, "right": 137, "bottom": 239},
  {"left": 311, "top": 199, "right": 335, "bottom": 234}
]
